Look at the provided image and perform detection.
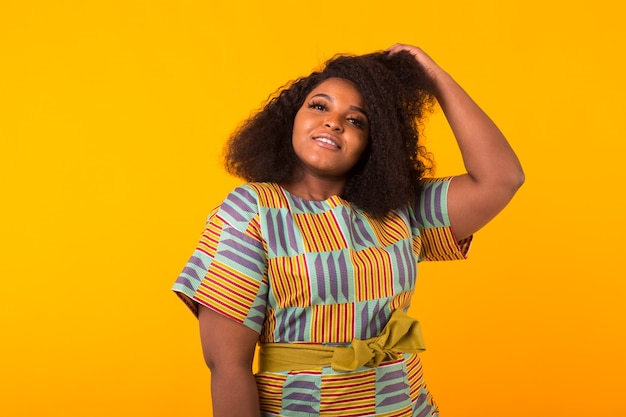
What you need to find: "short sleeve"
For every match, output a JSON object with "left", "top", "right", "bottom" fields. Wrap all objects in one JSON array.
[
  {"left": 172, "top": 185, "right": 269, "bottom": 334},
  {"left": 412, "top": 177, "right": 472, "bottom": 262}
]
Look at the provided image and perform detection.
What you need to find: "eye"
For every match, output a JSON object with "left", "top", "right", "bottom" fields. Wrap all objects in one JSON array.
[
  {"left": 348, "top": 116, "right": 367, "bottom": 129},
  {"left": 308, "top": 100, "right": 327, "bottom": 111}
]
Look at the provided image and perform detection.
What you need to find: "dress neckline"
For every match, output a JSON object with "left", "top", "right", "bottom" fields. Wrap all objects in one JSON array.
[{"left": 278, "top": 184, "right": 345, "bottom": 205}]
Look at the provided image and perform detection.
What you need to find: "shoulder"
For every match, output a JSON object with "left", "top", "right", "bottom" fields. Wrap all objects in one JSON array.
[
  {"left": 214, "top": 182, "right": 286, "bottom": 224},
  {"left": 413, "top": 177, "right": 472, "bottom": 261},
  {"left": 419, "top": 176, "right": 453, "bottom": 192},
  {"left": 412, "top": 177, "right": 453, "bottom": 228}
]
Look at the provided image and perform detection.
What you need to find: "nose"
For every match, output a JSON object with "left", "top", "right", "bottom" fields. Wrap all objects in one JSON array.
[{"left": 324, "top": 115, "right": 343, "bottom": 132}]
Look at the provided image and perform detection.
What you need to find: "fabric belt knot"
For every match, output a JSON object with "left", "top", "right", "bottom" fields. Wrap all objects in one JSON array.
[{"left": 258, "top": 309, "right": 426, "bottom": 373}]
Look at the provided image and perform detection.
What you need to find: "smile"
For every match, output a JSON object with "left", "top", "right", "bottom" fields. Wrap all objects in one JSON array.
[{"left": 313, "top": 134, "right": 340, "bottom": 149}]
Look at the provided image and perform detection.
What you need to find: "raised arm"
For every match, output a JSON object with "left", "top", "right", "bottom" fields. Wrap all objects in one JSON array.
[
  {"left": 198, "top": 305, "right": 261, "bottom": 417},
  {"left": 387, "top": 44, "right": 525, "bottom": 240}
]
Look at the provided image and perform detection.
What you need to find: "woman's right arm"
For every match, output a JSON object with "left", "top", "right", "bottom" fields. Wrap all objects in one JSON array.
[{"left": 198, "top": 305, "right": 261, "bottom": 417}]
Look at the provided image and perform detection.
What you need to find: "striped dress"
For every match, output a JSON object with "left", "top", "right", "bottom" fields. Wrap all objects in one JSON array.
[{"left": 173, "top": 179, "right": 471, "bottom": 417}]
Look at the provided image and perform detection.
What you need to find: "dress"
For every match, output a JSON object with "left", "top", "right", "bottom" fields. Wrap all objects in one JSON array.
[{"left": 173, "top": 178, "right": 471, "bottom": 417}]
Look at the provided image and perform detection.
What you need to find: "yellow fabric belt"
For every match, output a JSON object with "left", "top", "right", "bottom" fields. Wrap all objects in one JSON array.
[{"left": 258, "top": 309, "right": 426, "bottom": 373}]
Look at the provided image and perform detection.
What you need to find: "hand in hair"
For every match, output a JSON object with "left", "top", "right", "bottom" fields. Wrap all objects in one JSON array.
[
  {"left": 388, "top": 43, "right": 525, "bottom": 241},
  {"left": 387, "top": 44, "right": 444, "bottom": 83}
]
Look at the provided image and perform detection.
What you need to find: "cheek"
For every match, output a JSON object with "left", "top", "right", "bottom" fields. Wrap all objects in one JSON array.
[
  {"left": 292, "top": 113, "right": 310, "bottom": 137},
  {"left": 356, "top": 134, "right": 370, "bottom": 156},
  {"left": 350, "top": 136, "right": 370, "bottom": 165}
]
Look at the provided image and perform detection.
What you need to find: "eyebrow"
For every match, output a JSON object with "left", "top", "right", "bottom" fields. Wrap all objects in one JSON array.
[{"left": 311, "top": 93, "right": 369, "bottom": 119}]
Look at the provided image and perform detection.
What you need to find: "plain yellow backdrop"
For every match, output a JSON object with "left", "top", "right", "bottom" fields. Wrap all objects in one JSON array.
[{"left": 1, "top": 1, "right": 624, "bottom": 416}]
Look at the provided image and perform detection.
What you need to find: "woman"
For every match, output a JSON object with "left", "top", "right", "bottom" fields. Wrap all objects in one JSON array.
[{"left": 173, "top": 44, "right": 524, "bottom": 417}]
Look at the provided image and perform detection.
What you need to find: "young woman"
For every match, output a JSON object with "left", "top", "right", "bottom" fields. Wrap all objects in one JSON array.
[{"left": 173, "top": 44, "right": 524, "bottom": 417}]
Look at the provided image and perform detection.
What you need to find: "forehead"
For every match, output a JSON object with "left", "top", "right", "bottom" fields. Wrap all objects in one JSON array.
[{"left": 308, "top": 77, "right": 365, "bottom": 104}]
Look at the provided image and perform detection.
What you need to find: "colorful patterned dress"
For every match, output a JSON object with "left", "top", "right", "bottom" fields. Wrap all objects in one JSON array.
[{"left": 173, "top": 178, "right": 471, "bottom": 417}]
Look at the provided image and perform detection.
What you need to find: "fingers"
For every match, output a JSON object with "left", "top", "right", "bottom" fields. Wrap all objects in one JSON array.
[
  {"left": 386, "top": 43, "right": 431, "bottom": 64},
  {"left": 386, "top": 43, "right": 422, "bottom": 57},
  {"left": 386, "top": 43, "right": 443, "bottom": 78}
]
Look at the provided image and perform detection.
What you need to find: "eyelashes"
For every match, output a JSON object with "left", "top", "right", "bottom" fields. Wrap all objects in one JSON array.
[
  {"left": 309, "top": 101, "right": 328, "bottom": 111},
  {"left": 308, "top": 100, "right": 368, "bottom": 129},
  {"left": 348, "top": 117, "right": 367, "bottom": 129}
]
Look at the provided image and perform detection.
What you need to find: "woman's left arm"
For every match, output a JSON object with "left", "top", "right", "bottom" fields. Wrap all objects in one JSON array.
[{"left": 388, "top": 44, "right": 525, "bottom": 240}]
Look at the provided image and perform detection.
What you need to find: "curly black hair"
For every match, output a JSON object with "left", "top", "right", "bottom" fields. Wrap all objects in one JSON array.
[{"left": 224, "top": 50, "right": 437, "bottom": 216}]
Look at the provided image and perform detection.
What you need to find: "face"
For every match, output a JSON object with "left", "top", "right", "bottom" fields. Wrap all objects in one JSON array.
[{"left": 291, "top": 77, "right": 370, "bottom": 183}]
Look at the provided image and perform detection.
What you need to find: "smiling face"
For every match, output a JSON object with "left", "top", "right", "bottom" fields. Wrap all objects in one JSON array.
[{"left": 291, "top": 77, "right": 370, "bottom": 187}]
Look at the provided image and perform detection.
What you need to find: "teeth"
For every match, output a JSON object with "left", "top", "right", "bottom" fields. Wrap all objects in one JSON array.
[{"left": 315, "top": 137, "right": 338, "bottom": 147}]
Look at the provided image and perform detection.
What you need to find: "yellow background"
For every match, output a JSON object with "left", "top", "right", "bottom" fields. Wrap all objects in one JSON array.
[{"left": 1, "top": 1, "right": 624, "bottom": 416}]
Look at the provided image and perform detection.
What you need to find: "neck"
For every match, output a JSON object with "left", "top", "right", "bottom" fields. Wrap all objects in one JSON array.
[{"left": 280, "top": 175, "right": 347, "bottom": 201}]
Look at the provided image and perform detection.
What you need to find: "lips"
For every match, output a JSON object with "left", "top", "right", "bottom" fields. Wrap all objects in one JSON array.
[{"left": 312, "top": 133, "right": 341, "bottom": 149}]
